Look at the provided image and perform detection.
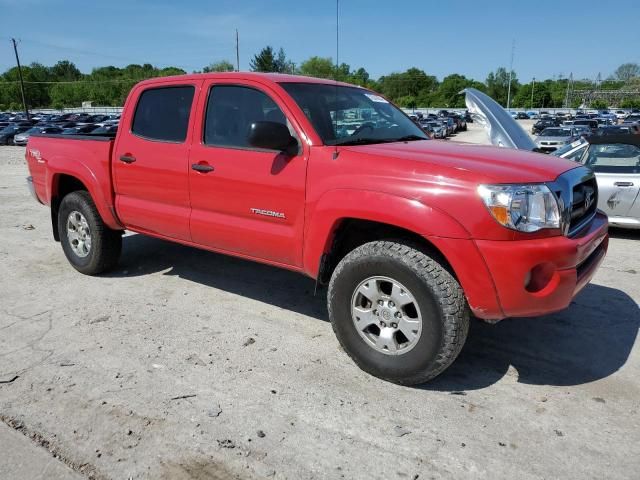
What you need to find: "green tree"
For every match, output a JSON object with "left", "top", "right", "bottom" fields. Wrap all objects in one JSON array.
[
  {"left": 50, "top": 60, "right": 81, "bottom": 81},
  {"left": 485, "top": 67, "right": 519, "bottom": 107},
  {"left": 250, "top": 46, "right": 292, "bottom": 73},
  {"left": 202, "top": 60, "right": 235, "bottom": 73},
  {"left": 378, "top": 68, "right": 438, "bottom": 103},
  {"left": 298, "top": 56, "right": 334, "bottom": 79},
  {"left": 619, "top": 98, "right": 640, "bottom": 109},
  {"left": 590, "top": 99, "right": 609, "bottom": 110},
  {"left": 614, "top": 63, "right": 640, "bottom": 82}
]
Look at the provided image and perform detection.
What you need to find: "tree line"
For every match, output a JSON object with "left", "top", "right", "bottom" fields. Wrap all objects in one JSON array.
[{"left": 1, "top": 46, "right": 639, "bottom": 111}]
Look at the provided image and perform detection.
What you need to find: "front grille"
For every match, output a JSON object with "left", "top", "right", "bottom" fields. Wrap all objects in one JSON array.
[
  {"left": 569, "top": 177, "right": 598, "bottom": 234},
  {"left": 546, "top": 166, "right": 598, "bottom": 237}
]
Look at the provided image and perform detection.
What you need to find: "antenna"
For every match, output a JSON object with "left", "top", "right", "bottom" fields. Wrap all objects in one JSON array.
[
  {"left": 235, "top": 29, "right": 240, "bottom": 72},
  {"left": 333, "top": 0, "right": 339, "bottom": 160}
]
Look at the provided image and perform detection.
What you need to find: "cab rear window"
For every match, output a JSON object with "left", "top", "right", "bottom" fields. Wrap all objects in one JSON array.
[{"left": 132, "top": 86, "right": 195, "bottom": 142}]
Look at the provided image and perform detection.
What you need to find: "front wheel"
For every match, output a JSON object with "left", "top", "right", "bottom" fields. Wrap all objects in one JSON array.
[
  {"left": 328, "top": 241, "right": 469, "bottom": 385},
  {"left": 58, "top": 191, "right": 122, "bottom": 275}
]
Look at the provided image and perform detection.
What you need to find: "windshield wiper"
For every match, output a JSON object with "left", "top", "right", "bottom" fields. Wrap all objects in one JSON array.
[
  {"left": 390, "top": 135, "right": 428, "bottom": 142},
  {"left": 335, "top": 135, "right": 427, "bottom": 146},
  {"left": 334, "top": 138, "right": 388, "bottom": 146}
]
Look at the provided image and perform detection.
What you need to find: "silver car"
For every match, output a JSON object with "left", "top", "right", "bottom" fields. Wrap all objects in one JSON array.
[
  {"left": 535, "top": 127, "right": 580, "bottom": 153},
  {"left": 555, "top": 135, "right": 640, "bottom": 229},
  {"left": 13, "top": 125, "right": 63, "bottom": 146}
]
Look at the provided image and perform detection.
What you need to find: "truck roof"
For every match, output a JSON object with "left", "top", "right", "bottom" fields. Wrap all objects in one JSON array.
[{"left": 136, "top": 72, "right": 358, "bottom": 89}]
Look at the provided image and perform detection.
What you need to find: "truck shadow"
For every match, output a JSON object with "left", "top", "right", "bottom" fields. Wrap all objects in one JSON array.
[
  {"left": 423, "top": 283, "right": 640, "bottom": 390},
  {"left": 111, "top": 233, "right": 639, "bottom": 389},
  {"left": 109, "top": 233, "right": 328, "bottom": 322}
]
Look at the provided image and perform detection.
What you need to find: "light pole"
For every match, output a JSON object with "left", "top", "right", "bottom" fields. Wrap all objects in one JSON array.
[{"left": 531, "top": 77, "right": 535, "bottom": 110}]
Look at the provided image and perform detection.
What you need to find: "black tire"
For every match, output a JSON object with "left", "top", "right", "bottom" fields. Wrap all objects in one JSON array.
[
  {"left": 58, "top": 191, "right": 122, "bottom": 275},
  {"left": 328, "top": 241, "right": 469, "bottom": 385}
]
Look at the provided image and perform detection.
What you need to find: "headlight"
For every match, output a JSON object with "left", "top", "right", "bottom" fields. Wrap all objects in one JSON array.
[{"left": 477, "top": 184, "right": 560, "bottom": 232}]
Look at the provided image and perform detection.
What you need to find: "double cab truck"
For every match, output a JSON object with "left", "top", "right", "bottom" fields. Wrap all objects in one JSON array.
[{"left": 25, "top": 73, "right": 609, "bottom": 385}]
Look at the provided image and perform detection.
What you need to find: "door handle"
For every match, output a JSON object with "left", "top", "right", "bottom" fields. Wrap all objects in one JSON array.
[
  {"left": 192, "top": 163, "right": 215, "bottom": 173},
  {"left": 119, "top": 154, "right": 136, "bottom": 164},
  {"left": 614, "top": 181, "right": 634, "bottom": 187}
]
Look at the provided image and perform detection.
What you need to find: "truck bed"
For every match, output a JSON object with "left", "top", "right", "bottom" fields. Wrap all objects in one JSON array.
[{"left": 26, "top": 133, "right": 120, "bottom": 229}]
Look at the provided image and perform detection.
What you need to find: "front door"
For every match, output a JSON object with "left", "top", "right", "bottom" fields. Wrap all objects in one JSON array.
[
  {"left": 583, "top": 143, "right": 640, "bottom": 219},
  {"left": 113, "top": 83, "right": 199, "bottom": 240},
  {"left": 188, "top": 81, "right": 308, "bottom": 267}
]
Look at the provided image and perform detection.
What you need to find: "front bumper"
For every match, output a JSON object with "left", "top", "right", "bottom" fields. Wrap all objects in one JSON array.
[
  {"left": 474, "top": 212, "right": 609, "bottom": 319},
  {"left": 427, "top": 212, "right": 608, "bottom": 321}
]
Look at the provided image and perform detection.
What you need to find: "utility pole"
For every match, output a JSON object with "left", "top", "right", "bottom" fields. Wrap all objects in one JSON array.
[
  {"left": 506, "top": 39, "right": 515, "bottom": 110},
  {"left": 564, "top": 73, "right": 573, "bottom": 108},
  {"left": 11, "top": 38, "right": 30, "bottom": 120},
  {"left": 531, "top": 77, "right": 535, "bottom": 109},
  {"left": 235, "top": 29, "right": 240, "bottom": 72}
]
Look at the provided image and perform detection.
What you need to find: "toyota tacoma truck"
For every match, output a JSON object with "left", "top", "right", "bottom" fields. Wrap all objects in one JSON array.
[{"left": 25, "top": 73, "right": 609, "bottom": 385}]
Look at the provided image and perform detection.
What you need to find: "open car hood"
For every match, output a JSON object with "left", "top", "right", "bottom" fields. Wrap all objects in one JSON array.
[{"left": 462, "top": 88, "right": 536, "bottom": 151}]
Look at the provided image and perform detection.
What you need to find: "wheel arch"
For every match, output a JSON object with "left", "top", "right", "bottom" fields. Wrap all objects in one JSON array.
[{"left": 303, "top": 189, "right": 470, "bottom": 283}]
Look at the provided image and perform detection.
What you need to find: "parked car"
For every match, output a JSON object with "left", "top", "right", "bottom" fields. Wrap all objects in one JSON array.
[
  {"left": 423, "top": 121, "right": 446, "bottom": 138},
  {"left": 61, "top": 125, "right": 100, "bottom": 135},
  {"left": 531, "top": 118, "right": 559, "bottom": 134},
  {"left": 516, "top": 112, "right": 530, "bottom": 119},
  {"left": 615, "top": 110, "right": 628, "bottom": 120},
  {"left": 534, "top": 127, "right": 580, "bottom": 153},
  {"left": 552, "top": 137, "right": 589, "bottom": 162},
  {"left": 622, "top": 114, "right": 640, "bottom": 126},
  {"left": 13, "top": 126, "right": 63, "bottom": 146},
  {"left": 0, "top": 125, "right": 31, "bottom": 145},
  {"left": 573, "top": 119, "right": 599, "bottom": 134},
  {"left": 24, "top": 74, "right": 608, "bottom": 385},
  {"left": 89, "top": 124, "right": 118, "bottom": 136},
  {"left": 595, "top": 125, "right": 640, "bottom": 136},
  {"left": 578, "top": 134, "right": 640, "bottom": 229},
  {"left": 573, "top": 125, "right": 593, "bottom": 137},
  {"left": 441, "top": 116, "right": 455, "bottom": 135}
]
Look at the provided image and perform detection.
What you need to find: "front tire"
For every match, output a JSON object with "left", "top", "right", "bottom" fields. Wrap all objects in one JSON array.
[
  {"left": 328, "top": 241, "right": 469, "bottom": 385},
  {"left": 58, "top": 191, "right": 122, "bottom": 275}
]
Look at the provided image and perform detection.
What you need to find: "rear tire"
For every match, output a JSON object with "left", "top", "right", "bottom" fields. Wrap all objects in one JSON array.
[
  {"left": 328, "top": 241, "right": 469, "bottom": 385},
  {"left": 58, "top": 191, "right": 122, "bottom": 275}
]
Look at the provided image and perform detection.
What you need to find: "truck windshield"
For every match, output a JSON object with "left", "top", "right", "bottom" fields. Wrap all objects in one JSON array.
[{"left": 280, "top": 82, "right": 428, "bottom": 146}]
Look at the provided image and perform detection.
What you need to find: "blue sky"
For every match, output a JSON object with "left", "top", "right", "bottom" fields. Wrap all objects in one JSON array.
[{"left": 1, "top": 0, "right": 639, "bottom": 82}]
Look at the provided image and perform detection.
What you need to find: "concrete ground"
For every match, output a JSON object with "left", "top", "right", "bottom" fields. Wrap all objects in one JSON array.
[{"left": 1, "top": 124, "right": 639, "bottom": 479}]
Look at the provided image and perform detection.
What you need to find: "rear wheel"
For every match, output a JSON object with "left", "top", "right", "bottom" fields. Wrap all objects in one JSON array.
[
  {"left": 58, "top": 191, "right": 122, "bottom": 275},
  {"left": 328, "top": 241, "right": 469, "bottom": 385}
]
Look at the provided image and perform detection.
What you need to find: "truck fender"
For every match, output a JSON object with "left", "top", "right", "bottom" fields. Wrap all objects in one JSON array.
[
  {"left": 302, "top": 188, "right": 470, "bottom": 277},
  {"left": 46, "top": 155, "right": 122, "bottom": 230}
]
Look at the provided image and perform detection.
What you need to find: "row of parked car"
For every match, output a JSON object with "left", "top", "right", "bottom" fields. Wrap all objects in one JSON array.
[
  {"left": 511, "top": 108, "right": 639, "bottom": 122},
  {"left": 408, "top": 110, "right": 472, "bottom": 139},
  {"left": 530, "top": 111, "right": 640, "bottom": 153},
  {"left": 0, "top": 111, "right": 120, "bottom": 146}
]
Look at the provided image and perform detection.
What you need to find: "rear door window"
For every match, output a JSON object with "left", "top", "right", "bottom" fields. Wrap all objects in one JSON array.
[{"left": 132, "top": 86, "right": 195, "bottom": 142}]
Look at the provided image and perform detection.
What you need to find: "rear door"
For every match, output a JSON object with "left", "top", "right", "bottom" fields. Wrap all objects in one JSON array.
[
  {"left": 113, "top": 83, "right": 199, "bottom": 240},
  {"left": 188, "top": 80, "right": 308, "bottom": 266},
  {"left": 582, "top": 143, "right": 640, "bottom": 218}
]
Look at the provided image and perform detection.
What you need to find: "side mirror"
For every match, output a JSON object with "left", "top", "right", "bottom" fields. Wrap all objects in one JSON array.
[{"left": 248, "top": 121, "right": 298, "bottom": 155}]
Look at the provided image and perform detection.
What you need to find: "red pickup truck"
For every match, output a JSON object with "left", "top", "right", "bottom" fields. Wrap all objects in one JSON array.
[{"left": 25, "top": 73, "right": 608, "bottom": 385}]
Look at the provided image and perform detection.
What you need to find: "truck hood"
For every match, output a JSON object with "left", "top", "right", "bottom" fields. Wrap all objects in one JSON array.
[
  {"left": 344, "top": 139, "right": 579, "bottom": 184},
  {"left": 462, "top": 88, "right": 537, "bottom": 151}
]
